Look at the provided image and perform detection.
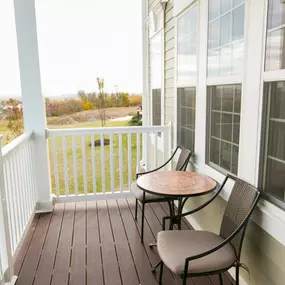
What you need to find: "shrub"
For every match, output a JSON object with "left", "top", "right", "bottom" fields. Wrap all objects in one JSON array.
[{"left": 128, "top": 115, "right": 142, "bottom": 126}]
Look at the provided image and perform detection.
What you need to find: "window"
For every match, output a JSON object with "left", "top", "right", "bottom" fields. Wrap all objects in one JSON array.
[
  {"left": 150, "top": 32, "right": 162, "bottom": 125},
  {"left": 177, "top": 6, "right": 197, "bottom": 151},
  {"left": 265, "top": 0, "right": 285, "bottom": 71},
  {"left": 261, "top": 82, "right": 285, "bottom": 208},
  {"left": 208, "top": 0, "right": 245, "bottom": 76},
  {"left": 207, "top": 85, "right": 241, "bottom": 175}
]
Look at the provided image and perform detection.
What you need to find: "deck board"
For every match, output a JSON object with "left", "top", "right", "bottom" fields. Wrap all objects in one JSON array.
[
  {"left": 14, "top": 199, "right": 235, "bottom": 285},
  {"left": 86, "top": 201, "right": 104, "bottom": 285}
]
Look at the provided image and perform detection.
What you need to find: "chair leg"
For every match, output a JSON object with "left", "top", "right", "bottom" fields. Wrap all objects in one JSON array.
[
  {"left": 236, "top": 264, "right": 240, "bottom": 285},
  {"left": 159, "top": 262, "right": 164, "bottom": 284},
  {"left": 219, "top": 273, "right": 224, "bottom": 285},
  {"left": 182, "top": 273, "right": 187, "bottom": 285},
  {"left": 141, "top": 203, "right": 145, "bottom": 243},
  {"left": 135, "top": 199, "right": 138, "bottom": 221}
]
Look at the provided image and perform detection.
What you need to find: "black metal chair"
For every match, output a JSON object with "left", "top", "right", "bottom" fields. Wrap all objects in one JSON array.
[
  {"left": 156, "top": 174, "right": 261, "bottom": 285},
  {"left": 131, "top": 145, "right": 192, "bottom": 242}
]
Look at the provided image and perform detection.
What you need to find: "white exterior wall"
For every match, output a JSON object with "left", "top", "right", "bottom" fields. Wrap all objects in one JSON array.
[{"left": 146, "top": 0, "right": 285, "bottom": 284}]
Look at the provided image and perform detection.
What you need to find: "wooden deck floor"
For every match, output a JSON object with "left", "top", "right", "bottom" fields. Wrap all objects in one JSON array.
[{"left": 14, "top": 199, "right": 235, "bottom": 285}]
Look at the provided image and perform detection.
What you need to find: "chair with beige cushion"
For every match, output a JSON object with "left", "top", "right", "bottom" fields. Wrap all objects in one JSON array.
[
  {"left": 156, "top": 174, "right": 260, "bottom": 285},
  {"left": 131, "top": 145, "right": 192, "bottom": 242}
]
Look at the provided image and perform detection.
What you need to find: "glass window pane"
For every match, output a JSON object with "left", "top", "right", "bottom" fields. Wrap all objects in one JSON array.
[
  {"left": 220, "top": 13, "right": 231, "bottom": 46},
  {"left": 232, "top": 5, "right": 245, "bottom": 42},
  {"left": 221, "top": 113, "right": 233, "bottom": 142},
  {"left": 267, "top": 0, "right": 285, "bottom": 30},
  {"left": 209, "top": 0, "right": 220, "bottom": 21},
  {"left": 233, "top": 0, "right": 243, "bottom": 7},
  {"left": 234, "top": 85, "right": 241, "bottom": 113},
  {"left": 219, "top": 46, "right": 232, "bottom": 76},
  {"left": 232, "top": 41, "right": 244, "bottom": 75},
  {"left": 210, "top": 138, "right": 220, "bottom": 165},
  {"left": 265, "top": 29, "right": 285, "bottom": 71},
  {"left": 233, "top": 115, "right": 240, "bottom": 144},
  {"left": 268, "top": 121, "right": 285, "bottom": 161},
  {"left": 213, "top": 87, "right": 222, "bottom": 110},
  {"left": 220, "top": 141, "right": 231, "bottom": 171},
  {"left": 270, "top": 82, "right": 285, "bottom": 119},
  {"left": 232, "top": 145, "right": 239, "bottom": 175},
  {"left": 265, "top": 158, "right": 285, "bottom": 202},
  {"left": 222, "top": 86, "right": 234, "bottom": 112},
  {"left": 211, "top": 112, "right": 221, "bottom": 138},
  {"left": 221, "top": 0, "right": 231, "bottom": 14},
  {"left": 209, "top": 20, "right": 219, "bottom": 49},
  {"left": 208, "top": 50, "right": 219, "bottom": 76}
]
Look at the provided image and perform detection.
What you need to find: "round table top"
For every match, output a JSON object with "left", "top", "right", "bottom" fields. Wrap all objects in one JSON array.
[{"left": 137, "top": 171, "right": 217, "bottom": 197}]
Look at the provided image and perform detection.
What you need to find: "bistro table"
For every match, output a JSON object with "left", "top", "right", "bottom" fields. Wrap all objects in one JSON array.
[{"left": 137, "top": 170, "right": 217, "bottom": 230}]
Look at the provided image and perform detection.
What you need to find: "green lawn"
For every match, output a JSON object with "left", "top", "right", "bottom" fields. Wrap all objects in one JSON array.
[{"left": 48, "top": 121, "right": 142, "bottom": 195}]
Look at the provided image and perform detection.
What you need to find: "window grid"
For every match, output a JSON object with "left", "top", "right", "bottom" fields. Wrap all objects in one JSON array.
[
  {"left": 207, "top": 0, "right": 245, "bottom": 76},
  {"left": 207, "top": 85, "right": 241, "bottom": 175},
  {"left": 177, "top": 88, "right": 196, "bottom": 151}
]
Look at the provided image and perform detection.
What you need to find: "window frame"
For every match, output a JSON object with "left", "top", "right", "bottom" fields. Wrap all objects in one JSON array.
[
  {"left": 258, "top": 0, "right": 285, "bottom": 210},
  {"left": 174, "top": 2, "right": 199, "bottom": 152},
  {"left": 205, "top": 0, "right": 246, "bottom": 176}
]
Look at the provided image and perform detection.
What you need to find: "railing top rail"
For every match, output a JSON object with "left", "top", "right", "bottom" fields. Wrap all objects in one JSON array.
[
  {"left": 46, "top": 125, "right": 170, "bottom": 137},
  {"left": 2, "top": 132, "right": 33, "bottom": 158}
]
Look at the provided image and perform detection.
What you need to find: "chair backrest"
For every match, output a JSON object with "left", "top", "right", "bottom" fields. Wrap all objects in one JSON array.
[
  {"left": 219, "top": 177, "right": 260, "bottom": 258},
  {"left": 175, "top": 146, "right": 192, "bottom": 171}
]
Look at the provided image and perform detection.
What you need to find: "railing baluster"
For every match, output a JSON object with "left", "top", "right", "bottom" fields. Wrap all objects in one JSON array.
[
  {"left": 163, "top": 129, "right": 167, "bottom": 171},
  {"left": 52, "top": 136, "right": 60, "bottom": 197},
  {"left": 29, "top": 139, "right": 37, "bottom": 205},
  {"left": 145, "top": 133, "right": 149, "bottom": 171},
  {"left": 110, "top": 135, "right": 114, "bottom": 193},
  {"left": 128, "top": 134, "right": 132, "bottom": 191},
  {"left": 3, "top": 162, "right": 14, "bottom": 253},
  {"left": 136, "top": 133, "right": 140, "bottom": 173},
  {"left": 81, "top": 136, "right": 87, "bottom": 195},
  {"left": 154, "top": 132, "right": 158, "bottom": 169},
  {"left": 15, "top": 153, "right": 25, "bottom": 235},
  {"left": 11, "top": 154, "right": 21, "bottom": 245},
  {"left": 72, "top": 136, "right": 78, "bottom": 196},
  {"left": 19, "top": 146, "right": 28, "bottom": 224},
  {"left": 91, "top": 135, "right": 96, "bottom": 194},
  {"left": 7, "top": 158, "right": 18, "bottom": 250},
  {"left": 24, "top": 142, "right": 32, "bottom": 214},
  {"left": 62, "top": 136, "right": 69, "bottom": 196},
  {"left": 100, "top": 134, "right": 105, "bottom": 194},
  {"left": 119, "top": 134, "right": 123, "bottom": 192}
]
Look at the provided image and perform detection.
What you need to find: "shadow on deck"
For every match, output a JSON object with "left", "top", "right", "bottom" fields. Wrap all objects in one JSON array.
[{"left": 14, "top": 199, "right": 235, "bottom": 285}]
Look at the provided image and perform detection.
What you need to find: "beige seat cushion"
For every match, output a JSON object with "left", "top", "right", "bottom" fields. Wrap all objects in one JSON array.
[
  {"left": 157, "top": 230, "right": 236, "bottom": 274},
  {"left": 131, "top": 182, "right": 164, "bottom": 202}
]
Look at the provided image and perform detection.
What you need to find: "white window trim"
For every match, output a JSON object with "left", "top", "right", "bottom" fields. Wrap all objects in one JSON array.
[
  {"left": 149, "top": 2, "right": 165, "bottom": 152},
  {"left": 173, "top": 2, "right": 199, "bottom": 153}
]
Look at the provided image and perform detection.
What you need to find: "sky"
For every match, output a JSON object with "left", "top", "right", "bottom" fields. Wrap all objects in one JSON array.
[{"left": 0, "top": 0, "right": 142, "bottom": 97}]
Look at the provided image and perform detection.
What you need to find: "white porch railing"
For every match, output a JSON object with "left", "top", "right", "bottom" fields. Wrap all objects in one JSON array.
[
  {"left": 47, "top": 124, "right": 171, "bottom": 202},
  {"left": 0, "top": 133, "right": 37, "bottom": 284}
]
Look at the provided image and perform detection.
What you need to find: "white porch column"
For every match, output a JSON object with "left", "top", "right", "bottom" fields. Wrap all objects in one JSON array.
[{"left": 14, "top": 0, "right": 53, "bottom": 212}]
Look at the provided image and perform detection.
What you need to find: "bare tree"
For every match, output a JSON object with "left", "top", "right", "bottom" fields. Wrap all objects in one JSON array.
[{"left": 97, "top": 78, "right": 108, "bottom": 127}]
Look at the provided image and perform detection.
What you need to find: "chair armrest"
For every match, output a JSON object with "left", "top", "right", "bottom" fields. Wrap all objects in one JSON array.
[{"left": 182, "top": 191, "right": 260, "bottom": 274}]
